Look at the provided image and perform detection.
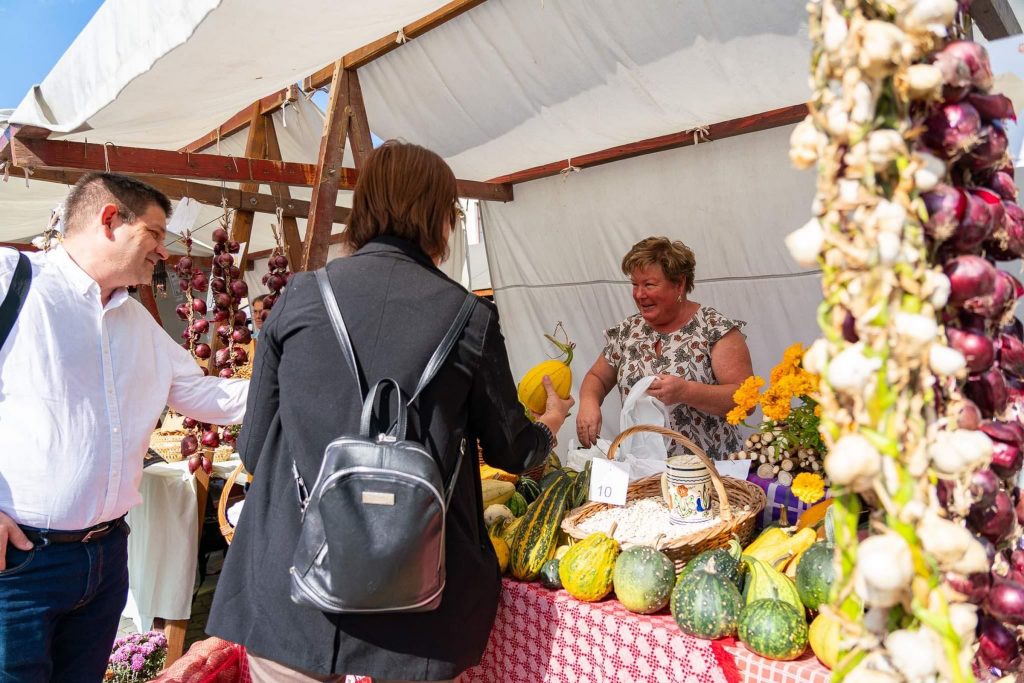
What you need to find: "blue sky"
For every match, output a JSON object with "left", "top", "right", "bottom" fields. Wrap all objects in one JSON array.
[{"left": 0, "top": 0, "right": 104, "bottom": 109}]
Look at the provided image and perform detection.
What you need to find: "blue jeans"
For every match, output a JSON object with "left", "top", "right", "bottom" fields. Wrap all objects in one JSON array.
[{"left": 0, "top": 521, "right": 130, "bottom": 682}]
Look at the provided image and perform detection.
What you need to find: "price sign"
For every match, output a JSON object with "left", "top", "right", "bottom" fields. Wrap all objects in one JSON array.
[{"left": 589, "top": 458, "right": 630, "bottom": 506}]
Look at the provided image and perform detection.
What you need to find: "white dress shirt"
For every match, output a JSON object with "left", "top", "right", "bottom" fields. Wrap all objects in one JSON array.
[{"left": 0, "top": 247, "right": 248, "bottom": 530}]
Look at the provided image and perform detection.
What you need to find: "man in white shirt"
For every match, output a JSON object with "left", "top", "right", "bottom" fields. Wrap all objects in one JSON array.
[{"left": 0, "top": 173, "right": 248, "bottom": 682}]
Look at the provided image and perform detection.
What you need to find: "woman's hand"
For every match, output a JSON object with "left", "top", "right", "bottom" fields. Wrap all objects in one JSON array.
[
  {"left": 647, "top": 373, "right": 688, "bottom": 406},
  {"left": 575, "top": 398, "right": 603, "bottom": 448}
]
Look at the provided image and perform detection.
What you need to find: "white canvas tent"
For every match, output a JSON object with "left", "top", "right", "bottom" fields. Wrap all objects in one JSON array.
[{"left": 2, "top": 0, "right": 1022, "bottom": 448}]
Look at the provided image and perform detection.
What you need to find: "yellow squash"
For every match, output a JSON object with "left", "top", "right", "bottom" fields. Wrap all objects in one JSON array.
[
  {"left": 517, "top": 329, "right": 574, "bottom": 415},
  {"left": 491, "top": 536, "right": 511, "bottom": 573},
  {"left": 482, "top": 479, "right": 516, "bottom": 508},
  {"left": 745, "top": 526, "right": 817, "bottom": 568},
  {"left": 808, "top": 612, "right": 841, "bottom": 669}
]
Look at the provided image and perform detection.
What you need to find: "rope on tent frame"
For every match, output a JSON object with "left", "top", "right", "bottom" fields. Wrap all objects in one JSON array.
[
  {"left": 0, "top": 161, "right": 8, "bottom": 183},
  {"left": 395, "top": 28, "right": 408, "bottom": 44},
  {"left": 281, "top": 100, "right": 290, "bottom": 128},
  {"left": 102, "top": 142, "right": 116, "bottom": 173},
  {"left": 22, "top": 166, "right": 33, "bottom": 188},
  {"left": 558, "top": 157, "right": 580, "bottom": 180},
  {"left": 685, "top": 125, "right": 710, "bottom": 145}
]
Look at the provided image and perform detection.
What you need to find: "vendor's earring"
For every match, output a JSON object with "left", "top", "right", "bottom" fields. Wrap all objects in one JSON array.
[{"left": 677, "top": 294, "right": 683, "bottom": 303}]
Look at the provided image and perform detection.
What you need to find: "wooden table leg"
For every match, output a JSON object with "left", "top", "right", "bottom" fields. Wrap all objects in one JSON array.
[{"left": 163, "top": 619, "right": 188, "bottom": 667}]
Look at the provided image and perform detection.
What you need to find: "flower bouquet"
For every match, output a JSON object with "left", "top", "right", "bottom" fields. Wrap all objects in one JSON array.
[
  {"left": 725, "top": 343, "right": 828, "bottom": 501},
  {"left": 105, "top": 631, "right": 167, "bottom": 682}
]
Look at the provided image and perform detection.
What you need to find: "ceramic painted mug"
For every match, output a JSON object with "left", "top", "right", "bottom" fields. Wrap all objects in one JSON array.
[{"left": 660, "top": 453, "right": 713, "bottom": 524}]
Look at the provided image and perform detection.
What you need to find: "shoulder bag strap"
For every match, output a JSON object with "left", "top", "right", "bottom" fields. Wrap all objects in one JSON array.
[
  {"left": 0, "top": 252, "right": 33, "bottom": 353},
  {"left": 314, "top": 268, "right": 364, "bottom": 396}
]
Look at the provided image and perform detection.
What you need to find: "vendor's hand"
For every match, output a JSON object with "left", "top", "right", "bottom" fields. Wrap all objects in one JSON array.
[
  {"left": 576, "top": 399, "right": 603, "bottom": 448},
  {"left": 647, "top": 373, "right": 688, "bottom": 406},
  {"left": 0, "top": 510, "right": 32, "bottom": 571}
]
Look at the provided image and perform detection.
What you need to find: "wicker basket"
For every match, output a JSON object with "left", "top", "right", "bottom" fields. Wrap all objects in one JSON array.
[
  {"left": 149, "top": 432, "right": 235, "bottom": 464},
  {"left": 560, "top": 425, "right": 766, "bottom": 571},
  {"left": 217, "top": 462, "right": 251, "bottom": 544}
]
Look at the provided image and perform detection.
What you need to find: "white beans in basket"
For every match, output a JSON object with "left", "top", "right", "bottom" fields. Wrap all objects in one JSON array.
[{"left": 576, "top": 497, "right": 722, "bottom": 547}]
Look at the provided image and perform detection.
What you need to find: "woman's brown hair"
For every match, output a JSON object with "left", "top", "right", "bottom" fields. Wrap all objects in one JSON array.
[
  {"left": 621, "top": 236, "right": 697, "bottom": 293},
  {"left": 343, "top": 140, "right": 459, "bottom": 262}
]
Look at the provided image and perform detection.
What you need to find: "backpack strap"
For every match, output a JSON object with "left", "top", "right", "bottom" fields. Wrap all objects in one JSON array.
[
  {"left": 0, "top": 252, "right": 32, "bottom": 353},
  {"left": 315, "top": 268, "right": 364, "bottom": 396},
  {"left": 407, "top": 293, "right": 477, "bottom": 405}
]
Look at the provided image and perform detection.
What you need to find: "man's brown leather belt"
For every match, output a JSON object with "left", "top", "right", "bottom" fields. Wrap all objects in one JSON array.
[{"left": 19, "top": 516, "right": 128, "bottom": 546}]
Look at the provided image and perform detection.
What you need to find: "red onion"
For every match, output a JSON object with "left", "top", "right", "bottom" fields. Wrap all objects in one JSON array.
[
  {"left": 180, "top": 434, "right": 199, "bottom": 457},
  {"left": 266, "top": 274, "right": 285, "bottom": 293},
  {"left": 263, "top": 295, "right": 277, "bottom": 309},
  {"left": 213, "top": 242, "right": 225, "bottom": 256},
  {"left": 965, "top": 269, "right": 1017, "bottom": 319},
  {"left": 191, "top": 298, "right": 207, "bottom": 316},
  {"left": 210, "top": 278, "right": 226, "bottom": 294},
  {"left": 924, "top": 102, "right": 983, "bottom": 159},
  {"left": 969, "top": 92, "right": 1017, "bottom": 122},
  {"left": 971, "top": 468, "right": 1003, "bottom": 509},
  {"left": 923, "top": 185, "right": 967, "bottom": 242},
  {"left": 987, "top": 172, "right": 1019, "bottom": 201},
  {"left": 214, "top": 293, "right": 232, "bottom": 310},
  {"left": 980, "top": 419, "right": 1024, "bottom": 446},
  {"left": 945, "top": 255, "right": 998, "bottom": 304},
  {"left": 215, "top": 348, "right": 231, "bottom": 367},
  {"left": 1012, "top": 548, "right": 1024, "bottom": 576},
  {"left": 987, "top": 578, "right": 1024, "bottom": 625},
  {"left": 986, "top": 203, "right": 1024, "bottom": 261},
  {"left": 178, "top": 279, "right": 191, "bottom": 293},
  {"left": 212, "top": 227, "right": 229, "bottom": 244},
  {"left": 940, "top": 41, "right": 995, "bottom": 92},
  {"left": 176, "top": 257, "right": 193, "bottom": 273},
  {"left": 201, "top": 430, "right": 220, "bottom": 449},
  {"left": 218, "top": 368, "right": 235, "bottom": 379},
  {"left": 233, "top": 311, "right": 248, "bottom": 326},
  {"left": 945, "top": 571, "right": 991, "bottom": 603},
  {"left": 271, "top": 255, "right": 289, "bottom": 269},
  {"left": 1016, "top": 488, "right": 1024, "bottom": 526},
  {"left": 232, "top": 347, "right": 249, "bottom": 365},
  {"left": 216, "top": 253, "right": 234, "bottom": 268},
  {"left": 971, "top": 490, "right": 1016, "bottom": 543},
  {"left": 956, "top": 398, "right": 984, "bottom": 430},
  {"left": 952, "top": 189, "right": 1002, "bottom": 253},
  {"left": 966, "top": 366, "right": 1010, "bottom": 416},
  {"left": 229, "top": 280, "right": 248, "bottom": 299},
  {"left": 194, "top": 343, "right": 212, "bottom": 360},
  {"left": 216, "top": 324, "right": 231, "bottom": 341},
  {"left": 229, "top": 266, "right": 241, "bottom": 279},
  {"left": 175, "top": 303, "right": 190, "bottom": 321},
  {"left": 232, "top": 327, "right": 252, "bottom": 345},
  {"left": 228, "top": 241, "right": 241, "bottom": 254},
  {"left": 978, "top": 616, "right": 1021, "bottom": 670},
  {"left": 990, "top": 438, "right": 1024, "bottom": 480},
  {"left": 191, "top": 319, "right": 209, "bottom": 335},
  {"left": 201, "top": 455, "right": 213, "bottom": 475},
  {"left": 190, "top": 274, "right": 208, "bottom": 293},
  {"left": 948, "top": 327, "right": 996, "bottom": 373},
  {"left": 187, "top": 454, "right": 201, "bottom": 475},
  {"left": 1000, "top": 334, "right": 1024, "bottom": 379},
  {"left": 967, "top": 123, "right": 1010, "bottom": 172},
  {"left": 212, "top": 309, "right": 230, "bottom": 323}
]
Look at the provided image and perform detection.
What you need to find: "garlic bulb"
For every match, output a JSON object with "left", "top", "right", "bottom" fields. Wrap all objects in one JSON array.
[
  {"left": 929, "top": 429, "right": 992, "bottom": 474},
  {"left": 877, "top": 232, "right": 901, "bottom": 265},
  {"left": 903, "top": 63, "right": 944, "bottom": 100},
  {"left": 858, "top": 21, "right": 906, "bottom": 78},
  {"left": 872, "top": 200, "right": 907, "bottom": 233},
  {"left": 913, "top": 150, "right": 947, "bottom": 192},
  {"left": 803, "top": 338, "right": 829, "bottom": 375},
  {"left": 928, "top": 343, "right": 966, "bottom": 377},
  {"left": 893, "top": 312, "right": 937, "bottom": 347},
  {"left": 827, "top": 344, "right": 882, "bottom": 393},
  {"left": 790, "top": 117, "right": 825, "bottom": 170},
  {"left": 918, "top": 511, "right": 980, "bottom": 568},
  {"left": 924, "top": 270, "right": 951, "bottom": 308},
  {"left": 885, "top": 629, "right": 941, "bottom": 679},
  {"left": 947, "top": 603, "right": 978, "bottom": 641},
  {"left": 897, "top": 0, "right": 958, "bottom": 37},
  {"left": 785, "top": 218, "right": 825, "bottom": 267},
  {"left": 855, "top": 533, "right": 914, "bottom": 607},
  {"left": 825, "top": 433, "right": 882, "bottom": 490},
  {"left": 866, "top": 130, "right": 908, "bottom": 166},
  {"left": 822, "top": 0, "right": 848, "bottom": 54}
]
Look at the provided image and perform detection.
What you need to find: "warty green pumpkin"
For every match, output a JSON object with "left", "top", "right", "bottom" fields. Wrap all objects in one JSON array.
[
  {"left": 613, "top": 546, "right": 676, "bottom": 614},
  {"left": 558, "top": 527, "right": 620, "bottom": 602}
]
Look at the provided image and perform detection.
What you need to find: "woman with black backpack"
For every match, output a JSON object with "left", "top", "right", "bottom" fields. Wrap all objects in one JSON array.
[{"left": 207, "top": 140, "right": 573, "bottom": 683}]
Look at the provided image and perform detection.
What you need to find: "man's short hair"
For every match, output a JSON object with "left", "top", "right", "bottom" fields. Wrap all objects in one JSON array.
[
  {"left": 63, "top": 173, "right": 172, "bottom": 234},
  {"left": 251, "top": 295, "right": 268, "bottom": 305}
]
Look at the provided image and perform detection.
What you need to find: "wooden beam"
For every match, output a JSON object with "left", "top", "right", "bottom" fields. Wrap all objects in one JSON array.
[
  {"left": 304, "top": 0, "right": 486, "bottom": 91},
  {"left": 263, "top": 113, "right": 305, "bottom": 269},
  {"left": 971, "top": 0, "right": 1022, "bottom": 39},
  {"left": 303, "top": 62, "right": 351, "bottom": 271},
  {"left": 487, "top": 104, "right": 809, "bottom": 185},
  {"left": 0, "top": 242, "right": 38, "bottom": 252},
  {"left": 345, "top": 71, "right": 374, "bottom": 168},
  {"left": 247, "top": 231, "right": 347, "bottom": 264},
  {"left": 230, "top": 105, "right": 269, "bottom": 268},
  {"left": 10, "top": 134, "right": 328, "bottom": 187},
  {"left": 179, "top": 86, "right": 299, "bottom": 154},
  {"left": 8, "top": 131, "right": 510, "bottom": 201},
  {"left": 6, "top": 165, "right": 352, "bottom": 223}
]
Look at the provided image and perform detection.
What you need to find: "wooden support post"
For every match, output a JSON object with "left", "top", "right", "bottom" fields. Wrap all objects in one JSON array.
[
  {"left": 138, "top": 285, "right": 163, "bottom": 325},
  {"left": 263, "top": 114, "right": 304, "bottom": 268},
  {"left": 971, "top": 0, "right": 1022, "bottom": 39},
  {"left": 302, "top": 61, "right": 352, "bottom": 271},
  {"left": 163, "top": 620, "right": 187, "bottom": 667}
]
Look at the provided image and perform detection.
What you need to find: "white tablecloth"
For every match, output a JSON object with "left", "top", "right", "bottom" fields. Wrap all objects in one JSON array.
[{"left": 123, "top": 456, "right": 240, "bottom": 631}]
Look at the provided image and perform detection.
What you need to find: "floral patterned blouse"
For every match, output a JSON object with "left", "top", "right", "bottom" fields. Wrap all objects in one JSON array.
[{"left": 602, "top": 307, "right": 746, "bottom": 459}]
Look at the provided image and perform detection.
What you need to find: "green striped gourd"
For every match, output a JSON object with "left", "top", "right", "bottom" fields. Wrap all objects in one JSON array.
[
  {"left": 509, "top": 475, "right": 573, "bottom": 580},
  {"left": 741, "top": 555, "right": 804, "bottom": 615},
  {"left": 670, "top": 558, "right": 744, "bottom": 640}
]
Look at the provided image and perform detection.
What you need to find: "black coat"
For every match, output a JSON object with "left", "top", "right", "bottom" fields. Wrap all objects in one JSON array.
[{"left": 206, "top": 236, "right": 549, "bottom": 680}]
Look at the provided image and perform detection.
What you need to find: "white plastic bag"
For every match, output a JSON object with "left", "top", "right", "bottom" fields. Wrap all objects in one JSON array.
[{"left": 619, "top": 375, "right": 672, "bottom": 461}]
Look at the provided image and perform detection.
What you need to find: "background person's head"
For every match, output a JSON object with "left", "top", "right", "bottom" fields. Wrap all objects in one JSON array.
[
  {"left": 342, "top": 141, "right": 460, "bottom": 265},
  {"left": 61, "top": 173, "right": 172, "bottom": 295},
  {"left": 621, "top": 237, "right": 696, "bottom": 326},
  {"left": 251, "top": 295, "right": 268, "bottom": 332}
]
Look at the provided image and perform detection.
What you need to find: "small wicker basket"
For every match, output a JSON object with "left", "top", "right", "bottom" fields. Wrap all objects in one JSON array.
[
  {"left": 217, "top": 462, "right": 251, "bottom": 544},
  {"left": 560, "top": 424, "right": 766, "bottom": 571}
]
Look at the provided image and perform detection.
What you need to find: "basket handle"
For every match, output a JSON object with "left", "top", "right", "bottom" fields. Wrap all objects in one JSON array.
[
  {"left": 606, "top": 424, "right": 732, "bottom": 523},
  {"left": 217, "top": 461, "right": 249, "bottom": 539}
]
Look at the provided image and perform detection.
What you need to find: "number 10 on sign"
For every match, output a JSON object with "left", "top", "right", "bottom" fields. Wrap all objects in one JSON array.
[{"left": 588, "top": 458, "right": 629, "bottom": 506}]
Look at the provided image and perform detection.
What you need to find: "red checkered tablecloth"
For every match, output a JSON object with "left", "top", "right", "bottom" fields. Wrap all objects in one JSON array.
[{"left": 459, "top": 579, "right": 832, "bottom": 683}]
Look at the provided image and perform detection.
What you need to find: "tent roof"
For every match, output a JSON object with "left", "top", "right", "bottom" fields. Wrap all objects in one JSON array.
[{"left": 7, "top": 0, "right": 812, "bottom": 182}]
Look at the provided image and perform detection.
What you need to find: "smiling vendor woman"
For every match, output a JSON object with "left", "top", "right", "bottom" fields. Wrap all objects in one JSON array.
[{"left": 575, "top": 236, "right": 753, "bottom": 459}]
